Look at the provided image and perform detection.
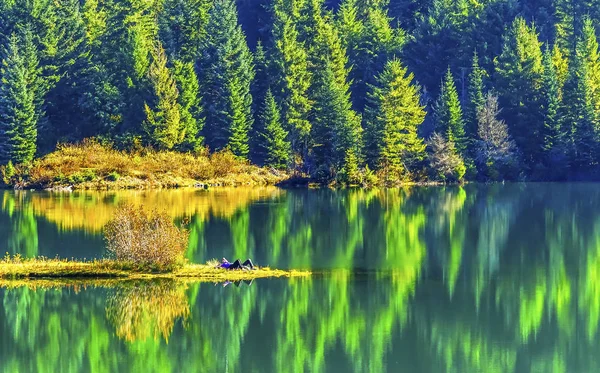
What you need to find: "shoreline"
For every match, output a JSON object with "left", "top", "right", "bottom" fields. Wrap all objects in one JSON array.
[{"left": 0, "top": 258, "right": 311, "bottom": 282}]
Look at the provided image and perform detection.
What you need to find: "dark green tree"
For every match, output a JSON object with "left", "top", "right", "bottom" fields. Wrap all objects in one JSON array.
[
  {"left": 466, "top": 51, "right": 486, "bottom": 140},
  {"left": 198, "top": 0, "right": 254, "bottom": 158},
  {"left": 495, "top": 17, "right": 544, "bottom": 167},
  {"left": 540, "top": 46, "right": 565, "bottom": 165},
  {"left": 0, "top": 34, "right": 38, "bottom": 165},
  {"left": 435, "top": 68, "right": 467, "bottom": 155},
  {"left": 270, "top": 10, "right": 312, "bottom": 159},
  {"left": 259, "top": 90, "right": 291, "bottom": 169},
  {"left": 158, "top": 0, "right": 212, "bottom": 62},
  {"left": 364, "top": 59, "right": 426, "bottom": 182}
]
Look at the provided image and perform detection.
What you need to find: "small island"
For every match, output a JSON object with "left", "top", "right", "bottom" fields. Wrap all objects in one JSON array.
[
  {"left": 0, "top": 257, "right": 310, "bottom": 282},
  {"left": 0, "top": 204, "right": 310, "bottom": 284}
]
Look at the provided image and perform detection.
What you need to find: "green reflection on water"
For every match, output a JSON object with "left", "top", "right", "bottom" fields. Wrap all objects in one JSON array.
[{"left": 2, "top": 184, "right": 600, "bottom": 371}]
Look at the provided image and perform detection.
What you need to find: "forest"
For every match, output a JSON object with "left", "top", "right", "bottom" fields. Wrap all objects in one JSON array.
[{"left": 1, "top": 0, "right": 600, "bottom": 184}]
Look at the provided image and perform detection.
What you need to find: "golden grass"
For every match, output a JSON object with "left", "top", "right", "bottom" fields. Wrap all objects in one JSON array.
[
  {"left": 0, "top": 256, "right": 311, "bottom": 282},
  {"left": 6, "top": 139, "right": 289, "bottom": 189}
]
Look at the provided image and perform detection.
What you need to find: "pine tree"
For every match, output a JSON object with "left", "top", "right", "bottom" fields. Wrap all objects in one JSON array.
[
  {"left": 260, "top": 90, "right": 291, "bottom": 169},
  {"left": 495, "top": 17, "right": 544, "bottom": 167},
  {"left": 198, "top": 0, "right": 254, "bottom": 158},
  {"left": 466, "top": 51, "right": 486, "bottom": 140},
  {"left": 435, "top": 68, "right": 467, "bottom": 155},
  {"left": 172, "top": 60, "right": 203, "bottom": 151},
  {"left": 577, "top": 17, "right": 600, "bottom": 114},
  {"left": 364, "top": 59, "right": 426, "bottom": 182},
  {"left": 541, "top": 46, "right": 564, "bottom": 162},
  {"left": 270, "top": 10, "right": 312, "bottom": 158},
  {"left": 566, "top": 46, "right": 598, "bottom": 169},
  {"left": 143, "top": 43, "right": 183, "bottom": 150},
  {"left": 0, "top": 34, "right": 38, "bottom": 165},
  {"left": 304, "top": 1, "right": 362, "bottom": 177},
  {"left": 311, "top": 61, "right": 362, "bottom": 177},
  {"left": 158, "top": 0, "right": 212, "bottom": 62},
  {"left": 337, "top": 0, "right": 405, "bottom": 110}
]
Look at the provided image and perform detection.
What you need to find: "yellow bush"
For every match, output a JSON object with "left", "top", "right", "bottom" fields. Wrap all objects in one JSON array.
[{"left": 104, "top": 205, "right": 189, "bottom": 271}]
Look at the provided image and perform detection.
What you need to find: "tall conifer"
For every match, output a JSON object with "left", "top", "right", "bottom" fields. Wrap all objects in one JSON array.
[
  {"left": 198, "top": 0, "right": 254, "bottom": 158},
  {"left": 0, "top": 34, "right": 38, "bottom": 165}
]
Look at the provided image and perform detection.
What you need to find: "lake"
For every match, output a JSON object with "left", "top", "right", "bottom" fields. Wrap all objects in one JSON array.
[{"left": 0, "top": 184, "right": 599, "bottom": 372}]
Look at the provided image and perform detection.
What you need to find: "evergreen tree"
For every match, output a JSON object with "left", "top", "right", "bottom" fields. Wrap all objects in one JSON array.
[
  {"left": 495, "top": 17, "right": 544, "bottom": 167},
  {"left": 143, "top": 43, "right": 182, "bottom": 150},
  {"left": 337, "top": 0, "right": 405, "bottom": 110},
  {"left": 311, "top": 61, "right": 362, "bottom": 178},
  {"left": 435, "top": 68, "right": 467, "bottom": 155},
  {"left": 172, "top": 60, "right": 203, "bottom": 151},
  {"left": 466, "top": 51, "right": 486, "bottom": 140},
  {"left": 158, "top": 0, "right": 212, "bottom": 62},
  {"left": 270, "top": 10, "right": 312, "bottom": 158},
  {"left": 577, "top": 17, "right": 600, "bottom": 114},
  {"left": 260, "top": 90, "right": 291, "bottom": 169},
  {"left": 198, "top": 0, "right": 254, "bottom": 158},
  {"left": 0, "top": 34, "right": 38, "bottom": 165},
  {"left": 566, "top": 47, "right": 598, "bottom": 169},
  {"left": 304, "top": 1, "right": 362, "bottom": 177},
  {"left": 364, "top": 59, "right": 426, "bottom": 182},
  {"left": 540, "top": 46, "right": 565, "bottom": 163}
]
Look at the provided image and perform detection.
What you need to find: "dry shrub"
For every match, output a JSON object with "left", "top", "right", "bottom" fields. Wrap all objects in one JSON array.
[
  {"left": 106, "top": 280, "right": 190, "bottom": 342},
  {"left": 104, "top": 204, "right": 189, "bottom": 271},
  {"left": 15, "top": 139, "right": 288, "bottom": 188}
]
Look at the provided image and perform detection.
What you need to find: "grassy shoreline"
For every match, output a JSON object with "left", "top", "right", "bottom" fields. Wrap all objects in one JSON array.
[
  {"left": 1, "top": 140, "right": 290, "bottom": 190},
  {"left": 0, "top": 257, "right": 310, "bottom": 282}
]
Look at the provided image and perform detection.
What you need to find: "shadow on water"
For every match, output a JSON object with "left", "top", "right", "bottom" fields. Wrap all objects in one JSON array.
[{"left": 3, "top": 184, "right": 600, "bottom": 371}]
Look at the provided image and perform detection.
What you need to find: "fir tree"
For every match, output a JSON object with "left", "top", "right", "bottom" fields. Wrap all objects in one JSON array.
[
  {"left": 305, "top": 2, "right": 362, "bottom": 177},
  {"left": 311, "top": 61, "right": 362, "bottom": 178},
  {"left": 260, "top": 90, "right": 291, "bottom": 169},
  {"left": 566, "top": 49, "right": 598, "bottom": 169},
  {"left": 541, "top": 46, "right": 564, "bottom": 162},
  {"left": 495, "top": 17, "right": 544, "bottom": 167},
  {"left": 143, "top": 43, "right": 183, "bottom": 150},
  {"left": 158, "top": 0, "right": 211, "bottom": 62},
  {"left": 364, "top": 59, "right": 426, "bottom": 182},
  {"left": 0, "top": 34, "right": 38, "bottom": 165},
  {"left": 466, "top": 51, "right": 486, "bottom": 140},
  {"left": 270, "top": 11, "right": 312, "bottom": 158},
  {"left": 337, "top": 0, "right": 405, "bottom": 110},
  {"left": 172, "top": 60, "right": 203, "bottom": 151},
  {"left": 198, "top": 0, "right": 254, "bottom": 158},
  {"left": 435, "top": 68, "right": 467, "bottom": 156}
]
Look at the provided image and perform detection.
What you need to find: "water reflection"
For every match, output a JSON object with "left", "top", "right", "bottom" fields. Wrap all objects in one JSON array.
[{"left": 2, "top": 184, "right": 600, "bottom": 371}]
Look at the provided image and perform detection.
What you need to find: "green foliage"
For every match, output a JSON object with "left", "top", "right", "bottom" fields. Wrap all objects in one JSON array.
[
  {"left": 270, "top": 9, "right": 312, "bottom": 158},
  {"left": 172, "top": 60, "right": 204, "bottom": 152},
  {"left": 495, "top": 17, "right": 544, "bottom": 167},
  {"left": 435, "top": 68, "right": 467, "bottom": 156},
  {"left": 0, "top": 33, "right": 38, "bottom": 165},
  {"left": 143, "top": 43, "right": 183, "bottom": 150},
  {"left": 259, "top": 90, "right": 291, "bottom": 170},
  {"left": 466, "top": 52, "right": 486, "bottom": 140},
  {"left": 364, "top": 59, "right": 426, "bottom": 183},
  {"left": 541, "top": 46, "right": 567, "bottom": 171},
  {"left": 198, "top": 0, "right": 254, "bottom": 158},
  {"left": 4, "top": 0, "right": 600, "bottom": 182}
]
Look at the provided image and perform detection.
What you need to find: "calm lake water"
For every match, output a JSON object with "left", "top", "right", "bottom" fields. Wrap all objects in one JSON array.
[{"left": 1, "top": 184, "right": 599, "bottom": 372}]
